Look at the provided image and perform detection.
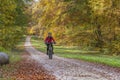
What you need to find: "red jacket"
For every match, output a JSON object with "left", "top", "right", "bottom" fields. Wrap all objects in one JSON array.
[{"left": 45, "top": 36, "right": 55, "bottom": 43}]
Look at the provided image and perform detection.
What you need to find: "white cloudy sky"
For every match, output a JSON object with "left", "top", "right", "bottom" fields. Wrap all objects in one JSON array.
[{"left": 34, "top": 0, "right": 39, "bottom": 2}]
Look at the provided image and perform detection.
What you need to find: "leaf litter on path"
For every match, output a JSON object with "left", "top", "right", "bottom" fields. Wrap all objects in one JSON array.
[{"left": 0, "top": 52, "right": 56, "bottom": 80}]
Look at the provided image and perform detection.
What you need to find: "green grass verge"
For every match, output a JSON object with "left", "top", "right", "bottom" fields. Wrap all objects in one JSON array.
[{"left": 31, "top": 36, "right": 120, "bottom": 68}]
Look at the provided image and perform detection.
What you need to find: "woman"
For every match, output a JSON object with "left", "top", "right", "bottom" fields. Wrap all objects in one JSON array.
[{"left": 44, "top": 32, "right": 56, "bottom": 55}]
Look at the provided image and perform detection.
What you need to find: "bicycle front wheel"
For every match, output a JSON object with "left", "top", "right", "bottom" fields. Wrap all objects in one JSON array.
[{"left": 49, "top": 52, "right": 52, "bottom": 59}]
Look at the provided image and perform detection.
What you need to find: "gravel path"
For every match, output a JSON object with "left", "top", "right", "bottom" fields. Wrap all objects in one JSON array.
[{"left": 25, "top": 36, "right": 120, "bottom": 80}]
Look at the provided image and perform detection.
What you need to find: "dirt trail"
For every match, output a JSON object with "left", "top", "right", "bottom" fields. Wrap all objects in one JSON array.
[{"left": 25, "top": 36, "right": 120, "bottom": 80}]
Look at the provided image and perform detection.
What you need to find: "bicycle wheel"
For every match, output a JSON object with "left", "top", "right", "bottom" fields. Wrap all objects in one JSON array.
[
  {"left": 48, "top": 44, "right": 53, "bottom": 59},
  {"left": 49, "top": 52, "right": 52, "bottom": 59}
]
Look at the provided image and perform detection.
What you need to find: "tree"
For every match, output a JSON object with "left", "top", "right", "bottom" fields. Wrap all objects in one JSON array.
[
  {"left": 30, "top": 0, "right": 120, "bottom": 54},
  {"left": 0, "top": 0, "right": 31, "bottom": 49}
]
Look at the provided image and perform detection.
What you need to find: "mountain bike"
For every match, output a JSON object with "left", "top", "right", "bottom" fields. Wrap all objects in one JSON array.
[{"left": 48, "top": 43, "right": 53, "bottom": 59}]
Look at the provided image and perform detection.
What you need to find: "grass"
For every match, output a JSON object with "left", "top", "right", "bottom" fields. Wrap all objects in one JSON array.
[
  {"left": 8, "top": 40, "right": 25, "bottom": 63},
  {"left": 31, "top": 36, "right": 120, "bottom": 68}
]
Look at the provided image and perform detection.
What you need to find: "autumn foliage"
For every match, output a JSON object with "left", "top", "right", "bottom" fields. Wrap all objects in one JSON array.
[{"left": 30, "top": 0, "right": 120, "bottom": 55}]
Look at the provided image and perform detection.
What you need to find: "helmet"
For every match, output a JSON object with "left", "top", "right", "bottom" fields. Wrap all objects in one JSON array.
[{"left": 48, "top": 32, "right": 52, "bottom": 35}]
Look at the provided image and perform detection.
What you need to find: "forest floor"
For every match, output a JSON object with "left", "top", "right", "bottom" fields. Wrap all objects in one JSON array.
[
  {"left": 13, "top": 53, "right": 56, "bottom": 80},
  {"left": 24, "top": 36, "right": 120, "bottom": 80},
  {"left": 1, "top": 36, "right": 120, "bottom": 80},
  {"left": 0, "top": 51, "right": 56, "bottom": 80}
]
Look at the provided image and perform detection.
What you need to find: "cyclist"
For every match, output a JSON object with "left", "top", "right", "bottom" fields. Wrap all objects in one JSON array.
[{"left": 44, "top": 32, "right": 56, "bottom": 55}]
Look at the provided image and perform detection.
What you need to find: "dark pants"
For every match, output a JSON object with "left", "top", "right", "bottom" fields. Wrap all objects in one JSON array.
[{"left": 46, "top": 44, "right": 53, "bottom": 54}]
